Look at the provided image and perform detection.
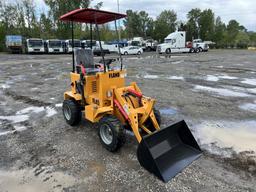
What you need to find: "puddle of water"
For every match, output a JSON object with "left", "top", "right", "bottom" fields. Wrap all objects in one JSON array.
[
  {"left": 0, "top": 106, "right": 57, "bottom": 125},
  {"left": 55, "top": 103, "right": 62, "bottom": 107},
  {"left": 159, "top": 108, "right": 177, "bottom": 115},
  {"left": 0, "top": 125, "right": 27, "bottom": 136},
  {"left": 194, "top": 85, "right": 251, "bottom": 97},
  {"left": 241, "top": 78, "right": 256, "bottom": 86},
  {"left": 143, "top": 74, "right": 159, "bottom": 79},
  {"left": 248, "top": 88, "right": 256, "bottom": 94},
  {"left": 44, "top": 77, "right": 57, "bottom": 81},
  {"left": 239, "top": 103, "right": 256, "bottom": 112},
  {"left": 206, "top": 75, "right": 219, "bottom": 82},
  {"left": 218, "top": 75, "right": 238, "bottom": 80},
  {"left": 205, "top": 75, "right": 238, "bottom": 82},
  {"left": 0, "top": 84, "right": 10, "bottom": 89},
  {"left": 0, "top": 115, "right": 29, "bottom": 123},
  {"left": 171, "top": 60, "right": 183, "bottom": 64},
  {"left": 0, "top": 168, "right": 76, "bottom": 192},
  {"left": 16, "top": 106, "right": 45, "bottom": 115},
  {"left": 167, "top": 76, "right": 184, "bottom": 80},
  {"left": 31, "top": 87, "right": 39, "bottom": 91},
  {"left": 45, "top": 107, "right": 57, "bottom": 117},
  {"left": 194, "top": 120, "right": 256, "bottom": 153}
]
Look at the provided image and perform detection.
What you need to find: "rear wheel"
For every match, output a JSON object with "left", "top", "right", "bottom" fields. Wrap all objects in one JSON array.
[
  {"left": 144, "top": 108, "right": 161, "bottom": 132},
  {"left": 199, "top": 47, "right": 203, "bottom": 52},
  {"left": 98, "top": 115, "right": 126, "bottom": 152},
  {"left": 63, "top": 99, "right": 81, "bottom": 126},
  {"left": 124, "top": 51, "right": 128, "bottom": 55}
]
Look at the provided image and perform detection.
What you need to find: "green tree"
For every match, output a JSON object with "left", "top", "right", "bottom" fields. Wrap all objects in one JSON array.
[
  {"left": 154, "top": 10, "right": 177, "bottom": 42},
  {"left": 123, "top": 10, "right": 143, "bottom": 38},
  {"left": 213, "top": 16, "right": 226, "bottom": 48},
  {"left": 186, "top": 8, "right": 201, "bottom": 40},
  {"left": 226, "top": 20, "right": 240, "bottom": 47},
  {"left": 199, "top": 9, "right": 214, "bottom": 40},
  {"left": 44, "top": 0, "right": 90, "bottom": 39},
  {"left": 236, "top": 31, "right": 250, "bottom": 48}
]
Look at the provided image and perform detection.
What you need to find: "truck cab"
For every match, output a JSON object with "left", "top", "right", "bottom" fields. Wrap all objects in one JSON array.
[
  {"left": 157, "top": 31, "right": 191, "bottom": 54},
  {"left": 26, "top": 38, "right": 45, "bottom": 53},
  {"left": 64, "top": 39, "right": 81, "bottom": 53},
  {"left": 192, "top": 39, "right": 209, "bottom": 52}
]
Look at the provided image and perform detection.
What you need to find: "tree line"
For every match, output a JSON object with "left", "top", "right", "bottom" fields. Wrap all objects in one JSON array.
[{"left": 0, "top": 0, "right": 256, "bottom": 51}]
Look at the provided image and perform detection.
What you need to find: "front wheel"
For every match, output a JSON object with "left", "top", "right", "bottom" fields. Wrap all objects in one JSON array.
[
  {"left": 137, "top": 51, "right": 141, "bottom": 55},
  {"left": 165, "top": 48, "right": 171, "bottom": 54},
  {"left": 98, "top": 115, "right": 126, "bottom": 152},
  {"left": 63, "top": 99, "right": 81, "bottom": 126},
  {"left": 124, "top": 51, "right": 128, "bottom": 55}
]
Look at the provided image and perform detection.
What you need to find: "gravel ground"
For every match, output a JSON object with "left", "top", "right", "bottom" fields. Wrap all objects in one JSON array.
[{"left": 0, "top": 50, "right": 256, "bottom": 191}]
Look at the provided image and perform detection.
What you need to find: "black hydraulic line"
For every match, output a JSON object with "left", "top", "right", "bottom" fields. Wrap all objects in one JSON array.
[
  {"left": 71, "top": 21, "right": 75, "bottom": 72},
  {"left": 90, "top": 23, "right": 93, "bottom": 49},
  {"left": 95, "top": 23, "right": 106, "bottom": 72},
  {"left": 114, "top": 19, "right": 123, "bottom": 70}
]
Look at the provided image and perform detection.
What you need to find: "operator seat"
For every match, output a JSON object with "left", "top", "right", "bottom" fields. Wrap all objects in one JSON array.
[{"left": 74, "top": 48, "right": 94, "bottom": 69}]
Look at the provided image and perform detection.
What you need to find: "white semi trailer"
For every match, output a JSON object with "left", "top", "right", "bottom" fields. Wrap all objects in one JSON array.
[
  {"left": 45, "top": 39, "right": 64, "bottom": 53},
  {"left": 157, "top": 31, "right": 208, "bottom": 54},
  {"left": 25, "top": 38, "right": 45, "bottom": 53}
]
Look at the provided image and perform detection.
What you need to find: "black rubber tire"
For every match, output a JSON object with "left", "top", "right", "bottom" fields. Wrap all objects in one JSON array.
[
  {"left": 195, "top": 48, "right": 200, "bottom": 53},
  {"left": 137, "top": 51, "right": 141, "bottom": 55},
  {"left": 124, "top": 51, "right": 128, "bottom": 55},
  {"left": 62, "top": 99, "right": 81, "bottom": 126},
  {"left": 165, "top": 48, "right": 171, "bottom": 54},
  {"left": 199, "top": 47, "right": 203, "bottom": 52},
  {"left": 98, "top": 115, "right": 126, "bottom": 152},
  {"left": 144, "top": 108, "right": 161, "bottom": 132}
]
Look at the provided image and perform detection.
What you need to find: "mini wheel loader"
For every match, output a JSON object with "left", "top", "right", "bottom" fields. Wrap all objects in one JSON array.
[{"left": 60, "top": 8, "right": 202, "bottom": 182}]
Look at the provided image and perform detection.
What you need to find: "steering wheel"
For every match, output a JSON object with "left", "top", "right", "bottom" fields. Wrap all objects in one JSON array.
[{"left": 98, "top": 58, "right": 116, "bottom": 70}]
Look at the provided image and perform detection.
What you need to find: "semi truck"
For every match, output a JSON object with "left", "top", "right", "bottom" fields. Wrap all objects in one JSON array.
[
  {"left": 5, "top": 35, "right": 23, "bottom": 53},
  {"left": 128, "top": 37, "right": 158, "bottom": 51},
  {"left": 25, "top": 38, "right": 45, "bottom": 53},
  {"left": 157, "top": 31, "right": 209, "bottom": 54},
  {"left": 45, "top": 39, "right": 64, "bottom": 53},
  {"left": 192, "top": 39, "right": 209, "bottom": 52}
]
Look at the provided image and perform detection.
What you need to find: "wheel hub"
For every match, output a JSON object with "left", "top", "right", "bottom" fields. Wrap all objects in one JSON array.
[
  {"left": 100, "top": 124, "right": 113, "bottom": 145},
  {"left": 63, "top": 105, "right": 71, "bottom": 120}
]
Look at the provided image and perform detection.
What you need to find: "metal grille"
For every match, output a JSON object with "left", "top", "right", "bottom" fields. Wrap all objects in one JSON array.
[{"left": 92, "top": 81, "right": 97, "bottom": 92}]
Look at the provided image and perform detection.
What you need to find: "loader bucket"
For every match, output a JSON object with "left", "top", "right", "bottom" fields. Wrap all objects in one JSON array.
[{"left": 137, "top": 120, "right": 202, "bottom": 182}]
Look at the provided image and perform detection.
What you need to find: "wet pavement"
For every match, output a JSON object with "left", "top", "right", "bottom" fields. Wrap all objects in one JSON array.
[{"left": 0, "top": 50, "right": 256, "bottom": 191}]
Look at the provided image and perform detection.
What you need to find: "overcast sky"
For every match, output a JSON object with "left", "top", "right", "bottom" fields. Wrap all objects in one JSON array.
[{"left": 37, "top": 0, "right": 256, "bottom": 31}]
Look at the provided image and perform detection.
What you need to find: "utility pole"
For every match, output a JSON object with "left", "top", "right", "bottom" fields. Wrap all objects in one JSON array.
[{"left": 117, "top": 0, "right": 121, "bottom": 41}]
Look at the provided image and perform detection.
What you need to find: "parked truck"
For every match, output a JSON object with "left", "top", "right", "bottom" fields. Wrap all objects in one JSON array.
[
  {"left": 25, "top": 38, "right": 45, "bottom": 53},
  {"left": 81, "top": 40, "right": 110, "bottom": 56},
  {"left": 64, "top": 39, "right": 81, "bottom": 53},
  {"left": 45, "top": 39, "right": 64, "bottom": 53},
  {"left": 157, "top": 31, "right": 209, "bottom": 54},
  {"left": 5, "top": 35, "right": 23, "bottom": 53},
  {"left": 128, "top": 37, "right": 158, "bottom": 51},
  {"left": 192, "top": 39, "right": 209, "bottom": 52}
]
